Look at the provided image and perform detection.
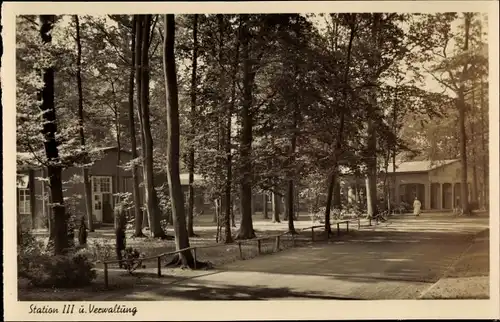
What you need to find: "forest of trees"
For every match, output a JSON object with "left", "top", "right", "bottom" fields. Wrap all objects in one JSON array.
[{"left": 16, "top": 13, "right": 489, "bottom": 262}]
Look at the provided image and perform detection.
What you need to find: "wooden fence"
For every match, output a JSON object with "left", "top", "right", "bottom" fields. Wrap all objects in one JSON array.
[{"left": 102, "top": 219, "right": 353, "bottom": 288}]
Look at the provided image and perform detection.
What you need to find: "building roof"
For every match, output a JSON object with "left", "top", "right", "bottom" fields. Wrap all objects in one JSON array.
[{"left": 386, "top": 159, "right": 459, "bottom": 173}]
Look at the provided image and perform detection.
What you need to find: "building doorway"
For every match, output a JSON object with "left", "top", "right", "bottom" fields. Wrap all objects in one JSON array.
[
  {"left": 442, "top": 183, "right": 452, "bottom": 209},
  {"left": 430, "top": 183, "right": 440, "bottom": 209},
  {"left": 91, "top": 176, "right": 114, "bottom": 223}
]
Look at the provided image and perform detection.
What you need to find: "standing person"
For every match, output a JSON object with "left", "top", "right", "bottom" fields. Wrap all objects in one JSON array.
[{"left": 413, "top": 196, "right": 422, "bottom": 217}]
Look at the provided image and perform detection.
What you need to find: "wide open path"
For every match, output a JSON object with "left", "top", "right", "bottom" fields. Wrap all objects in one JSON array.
[{"left": 65, "top": 213, "right": 490, "bottom": 301}]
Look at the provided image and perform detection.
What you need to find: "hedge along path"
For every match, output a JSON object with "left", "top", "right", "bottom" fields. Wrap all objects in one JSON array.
[{"left": 102, "top": 220, "right": 356, "bottom": 288}]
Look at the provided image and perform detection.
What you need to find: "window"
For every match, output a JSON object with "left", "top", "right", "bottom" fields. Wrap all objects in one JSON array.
[
  {"left": 92, "top": 176, "right": 112, "bottom": 193},
  {"left": 18, "top": 188, "right": 31, "bottom": 214}
]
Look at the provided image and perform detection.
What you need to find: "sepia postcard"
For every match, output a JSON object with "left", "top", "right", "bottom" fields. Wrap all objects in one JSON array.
[{"left": 2, "top": 1, "right": 499, "bottom": 320}]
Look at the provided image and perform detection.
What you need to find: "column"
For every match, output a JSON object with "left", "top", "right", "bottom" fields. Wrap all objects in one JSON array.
[
  {"left": 451, "top": 183, "right": 455, "bottom": 208},
  {"left": 426, "top": 182, "right": 431, "bottom": 210},
  {"left": 394, "top": 181, "right": 399, "bottom": 205},
  {"left": 438, "top": 183, "right": 443, "bottom": 210}
]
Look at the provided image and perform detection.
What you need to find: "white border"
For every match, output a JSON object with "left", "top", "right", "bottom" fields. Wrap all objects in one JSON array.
[{"left": 2, "top": 1, "right": 499, "bottom": 320}]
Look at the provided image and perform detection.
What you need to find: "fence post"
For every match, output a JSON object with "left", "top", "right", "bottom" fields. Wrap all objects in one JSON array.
[
  {"left": 104, "top": 263, "right": 109, "bottom": 288},
  {"left": 257, "top": 239, "right": 261, "bottom": 254},
  {"left": 238, "top": 242, "right": 243, "bottom": 259},
  {"left": 275, "top": 236, "right": 280, "bottom": 251},
  {"left": 157, "top": 256, "right": 162, "bottom": 277},
  {"left": 347, "top": 221, "right": 349, "bottom": 233},
  {"left": 311, "top": 227, "right": 315, "bottom": 242},
  {"left": 358, "top": 218, "right": 361, "bottom": 230},
  {"left": 292, "top": 232, "right": 296, "bottom": 246},
  {"left": 193, "top": 248, "right": 197, "bottom": 269},
  {"left": 337, "top": 223, "right": 340, "bottom": 236}
]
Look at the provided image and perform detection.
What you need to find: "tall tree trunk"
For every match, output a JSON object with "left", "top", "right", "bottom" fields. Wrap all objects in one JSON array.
[
  {"left": 114, "top": 89, "right": 122, "bottom": 229},
  {"left": 458, "top": 91, "right": 470, "bottom": 214},
  {"left": 365, "top": 13, "right": 381, "bottom": 220},
  {"left": 324, "top": 170, "right": 336, "bottom": 232},
  {"left": 294, "top": 188, "right": 299, "bottom": 219},
  {"left": 134, "top": 15, "right": 148, "bottom": 230},
  {"left": 391, "top": 84, "right": 399, "bottom": 212},
  {"left": 333, "top": 179, "right": 341, "bottom": 210},
  {"left": 187, "top": 14, "right": 199, "bottom": 237},
  {"left": 470, "top": 84, "right": 479, "bottom": 206},
  {"left": 74, "top": 15, "right": 94, "bottom": 232},
  {"left": 236, "top": 15, "right": 256, "bottom": 240},
  {"left": 129, "top": 16, "right": 144, "bottom": 237},
  {"left": 287, "top": 107, "right": 298, "bottom": 233},
  {"left": 262, "top": 192, "right": 269, "bottom": 219},
  {"left": 138, "top": 15, "right": 165, "bottom": 237},
  {"left": 458, "top": 13, "right": 472, "bottom": 215},
  {"left": 272, "top": 191, "right": 281, "bottom": 223},
  {"left": 39, "top": 15, "right": 68, "bottom": 255},
  {"left": 324, "top": 13, "right": 355, "bottom": 232},
  {"left": 163, "top": 14, "right": 195, "bottom": 266},
  {"left": 223, "top": 19, "right": 240, "bottom": 243},
  {"left": 479, "top": 79, "right": 488, "bottom": 210},
  {"left": 392, "top": 150, "right": 397, "bottom": 208},
  {"left": 283, "top": 194, "right": 288, "bottom": 220}
]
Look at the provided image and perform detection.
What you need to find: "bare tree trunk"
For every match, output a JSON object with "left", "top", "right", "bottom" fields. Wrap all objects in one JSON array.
[
  {"left": 365, "top": 14, "right": 381, "bottom": 219},
  {"left": 287, "top": 183, "right": 296, "bottom": 233},
  {"left": 479, "top": 80, "right": 488, "bottom": 210},
  {"left": 231, "top": 198, "right": 236, "bottom": 227},
  {"left": 272, "top": 191, "right": 281, "bottom": 223},
  {"left": 236, "top": 15, "right": 256, "bottom": 240},
  {"left": 39, "top": 15, "right": 68, "bottom": 255},
  {"left": 113, "top": 83, "right": 123, "bottom": 229},
  {"left": 283, "top": 194, "right": 288, "bottom": 221},
  {"left": 333, "top": 179, "right": 341, "bottom": 210},
  {"left": 458, "top": 13, "right": 472, "bottom": 215},
  {"left": 187, "top": 14, "right": 199, "bottom": 237},
  {"left": 470, "top": 84, "right": 479, "bottom": 207},
  {"left": 135, "top": 15, "right": 148, "bottom": 230},
  {"left": 324, "top": 171, "right": 336, "bottom": 232},
  {"left": 74, "top": 15, "right": 94, "bottom": 232},
  {"left": 138, "top": 15, "right": 166, "bottom": 237},
  {"left": 458, "top": 92, "right": 470, "bottom": 215},
  {"left": 324, "top": 14, "right": 355, "bottom": 232},
  {"left": 262, "top": 192, "right": 269, "bottom": 219},
  {"left": 294, "top": 188, "right": 299, "bottom": 220},
  {"left": 129, "top": 16, "right": 144, "bottom": 237},
  {"left": 163, "top": 14, "right": 195, "bottom": 266},
  {"left": 223, "top": 27, "right": 239, "bottom": 243}
]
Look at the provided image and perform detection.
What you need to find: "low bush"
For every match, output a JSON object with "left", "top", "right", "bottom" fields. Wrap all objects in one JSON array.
[
  {"left": 84, "top": 238, "right": 114, "bottom": 262},
  {"left": 395, "top": 201, "right": 411, "bottom": 214},
  {"left": 24, "top": 253, "right": 97, "bottom": 288},
  {"left": 121, "top": 247, "right": 146, "bottom": 274},
  {"left": 18, "top": 230, "right": 97, "bottom": 288}
]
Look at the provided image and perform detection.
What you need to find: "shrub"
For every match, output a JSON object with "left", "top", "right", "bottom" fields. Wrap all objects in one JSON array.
[
  {"left": 121, "top": 247, "right": 146, "bottom": 274},
  {"left": 394, "top": 201, "right": 411, "bottom": 214},
  {"left": 24, "top": 253, "right": 96, "bottom": 288},
  {"left": 309, "top": 207, "right": 325, "bottom": 223},
  {"left": 17, "top": 230, "right": 45, "bottom": 279},
  {"left": 85, "top": 238, "right": 114, "bottom": 262},
  {"left": 18, "top": 230, "right": 96, "bottom": 288}
]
